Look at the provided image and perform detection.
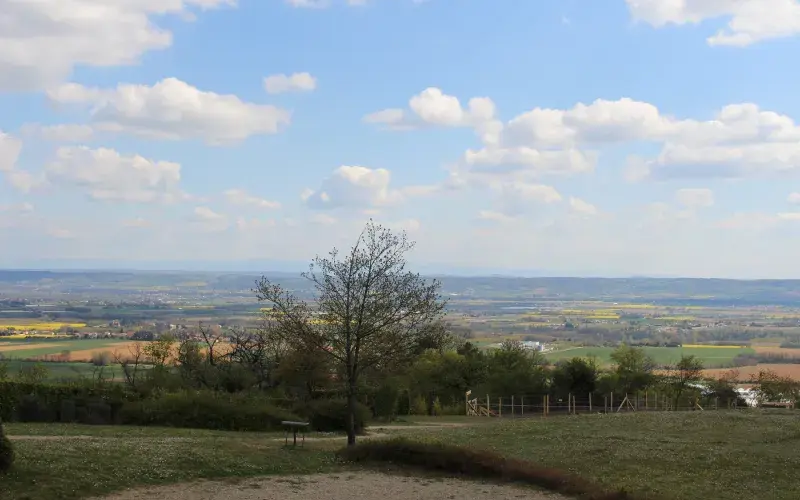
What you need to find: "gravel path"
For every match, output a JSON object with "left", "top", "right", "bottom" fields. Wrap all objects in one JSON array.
[{"left": 92, "top": 472, "right": 568, "bottom": 500}]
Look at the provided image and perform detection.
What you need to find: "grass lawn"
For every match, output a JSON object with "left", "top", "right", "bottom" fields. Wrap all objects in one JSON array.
[
  {"left": 544, "top": 346, "right": 754, "bottom": 368},
  {"left": 417, "top": 410, "right": 800, "bottom": 500},
  {"left": 2, "top": 425, "right": 339, "bottom": 500},
  {"left": 2, "top": 411, "right": 798, "bottom": 500},
  {"left": 1, "top": 360, "right": 124, "bottom": 381}
]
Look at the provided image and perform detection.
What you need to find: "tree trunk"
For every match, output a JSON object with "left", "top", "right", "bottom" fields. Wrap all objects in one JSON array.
[{"left": 346, "top": 378, "right": 357, "bottom": 446}]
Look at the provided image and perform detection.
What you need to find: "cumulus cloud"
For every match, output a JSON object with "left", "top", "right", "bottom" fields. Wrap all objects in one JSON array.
[
  {"left": 789, "top": 192, "right": 800, "bottom": 204},
  {"left": 264, "top": 72, "right": 317, "bottom": 94},
  {"left": 0, "top": 0, "right": 236, "bottom": 91},
  {"left": 364, "top": 88, "right": 503, "bottom": 140},
  {"left": 20, "top": 124, "right": 94, "bottom": 143},
  {"left": 303, "top": 166, "right": 407, "bottom": 209},
  {"left": 569, "top": 197, "right": 598, "bottom": 216},
  {"left": 45, "top": 147, "right": 188, "bottom": 203},
  {"left": 0, "top": 131, "right": 45, "bottom": 193},
  {"left": 675, "top": 188, "right": 715, "bottom": 209},
  {"left": 192, "top": 206, "right": 229, "bottom": 232},
  {"left": 626, "top": 0, "right": 800, "bottom": 47},
  {"left": 223, "top": 189, "right": 281, "bottom": 209},
  {"left": 46, "top": 78, "right": 291, "bottom": 145},
  {"left": 0, "top": 131, "right": 21, "bottom": 172}
]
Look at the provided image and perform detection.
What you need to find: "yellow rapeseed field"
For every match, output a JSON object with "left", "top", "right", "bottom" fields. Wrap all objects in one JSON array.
[{"left": 0, "top": 322, "right": 87, "bottom": 331}]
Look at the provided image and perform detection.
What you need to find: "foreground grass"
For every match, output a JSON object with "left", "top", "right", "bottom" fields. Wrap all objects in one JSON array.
[
  {"left": 3, "top": 411, "right": 798, "bottom": 500},
  {"left": 420, "top": 410, "right": 800, "bottom": 500},
  {"left": 1, "top": 427, "right": 339, "bottom": 500}
]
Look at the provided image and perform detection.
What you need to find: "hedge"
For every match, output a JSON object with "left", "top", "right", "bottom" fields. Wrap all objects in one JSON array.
[{"left": 119, "top": 391, "right": 301, "bottom": 431}]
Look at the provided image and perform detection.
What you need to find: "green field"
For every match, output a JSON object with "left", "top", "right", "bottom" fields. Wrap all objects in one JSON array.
[
  {"left": 3, "top": 411, "right": 798, "bottom": 500},
  {"left": 544, "top": 346, "right": 754, "bottom": 368},
  {"left": 1, "top": 360, "right": 123, "bottom": 381},
  {"left": 0, "top": 339, "right": 132, "bottom": 359}
]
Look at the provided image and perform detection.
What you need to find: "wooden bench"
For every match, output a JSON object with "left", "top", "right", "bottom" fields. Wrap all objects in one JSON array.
[{"left": 281, "top": 421, "right": 310, "bottom": 447}]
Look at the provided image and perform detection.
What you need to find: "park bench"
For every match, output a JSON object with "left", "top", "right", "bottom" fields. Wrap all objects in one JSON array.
[{"left": 281, "top": 420, "right": 310, "bottom": 447}]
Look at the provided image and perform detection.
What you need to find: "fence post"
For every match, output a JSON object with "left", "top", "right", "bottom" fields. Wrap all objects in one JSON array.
[
  {"left": 499, "top": 397, "right": 502, "bottom": 418},
  {"left": 645, "top": 391, "right": 648, "bottom": 411},
  {"left": 568, "top": 393, "right": 572, "bottom": 415},
  {"left": 486, "top": 394, "right": 490, "bottom": 416},
  {"left": 542, "top": 396, "right": 546, "bottom": 417},
  {"left": 521, "top": 396, "right": 525, "bottom": 416},
  {"left": 611, "top": 392, "right": 614, "bottom": 412},
  {"left": 512, "top": 395, "right": 515, "bottom": 417},
  {"left": 589, "top": 392, "right": 592, "bottom": 412}
]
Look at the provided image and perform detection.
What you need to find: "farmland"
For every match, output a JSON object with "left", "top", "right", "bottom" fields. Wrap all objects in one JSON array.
[
  {"left": 0, "top": 339, "right": 139, "bottom": 361},
  {"left": 544, "top": 345, "right": 754, "bottom": 368}
]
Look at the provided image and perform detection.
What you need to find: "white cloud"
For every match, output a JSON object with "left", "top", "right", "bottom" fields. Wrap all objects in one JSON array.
[
  {"left": 45, "top": 147, "right": 187, "bottom": 203},
  {"left": 0, "top": 0, "right": 236, "bottom": 91},
  {"left": 264, "top": 72, "right": 317, "bottom": 94},
  {"left": 310, "top": 213, "right": 337, "bottom": 225},
  {"left": 223, "top": 189, "right": 281, "bottom": 209},
  {"left": 569, "top": 197, "right": 598, "bottom": 216},
  {"left": 303, "top": 166, "right": 407, "bottom": 209},
  {"left": 123, "top": 218, "right": 150, "bottom": 228},
  {"left": 675, "top": 188, "right": 715, "bottom": 208},
  {"left": 0, "top": 202, "right": 34, "bottom": 214},
  {"left": 789, "top": 192, "right": 800, "bottom": 204},
  {"left": 0, "top": 131, "right": 44, "bottom": 193},
  {"left": 192, "top": 206, "right": 229, "bottom": 232},
  {"left": 20, "top": 124, "right": 94, "bottom": 143},
  {"left": 0, "top": 131, "right": 22, "bottom": 172},
  {"left": 47, "top": 78, "right": 291, "bottom": 145},
  {"left": 626, "top": 0, "right": 800, "bottom": 47},
  {"left": 477, "top": 210, "right": 516, "bottom": 224},
  {"left": 364, "top": 87, "right": 503, "bottom": 137},
  {"left": 47, "top": 228, "right": 76, "bottom": 240}
]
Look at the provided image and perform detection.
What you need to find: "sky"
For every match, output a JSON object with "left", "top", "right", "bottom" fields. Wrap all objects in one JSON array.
[{"left": 2, "top": 0, "right": 800, "bottom": 278}]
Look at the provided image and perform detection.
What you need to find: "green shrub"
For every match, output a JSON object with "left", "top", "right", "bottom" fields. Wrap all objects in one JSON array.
[
  {"left": 411, "top": 395, "right": 428, "bottom": 415},
  {"left": 339, "top": 439, "right": 635, "bottom": 500},
  {"left": 372, "top": 382, "right": 400, "bottom": 420},
  {"left": 304, "top": 398, "right": 370, "bottom": 433},
  {"left": 0, "top": 418, "right": 13, "bottom": 473},
  {"left": 0, "top": 381, "right": 131, "bottom": 422},
  {"left": 119, "top": 391, "right": 299, "bottom": 431}
]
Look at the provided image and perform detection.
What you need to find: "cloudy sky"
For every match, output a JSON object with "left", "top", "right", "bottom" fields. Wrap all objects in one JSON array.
[{"left": 2, "top": 0, "right": 800, "bottom": 278}]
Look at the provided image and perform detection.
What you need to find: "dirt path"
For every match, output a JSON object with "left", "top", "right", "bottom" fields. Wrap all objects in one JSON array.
[{"left": 92, "top": 472, "right": 567, "bottom": 500}]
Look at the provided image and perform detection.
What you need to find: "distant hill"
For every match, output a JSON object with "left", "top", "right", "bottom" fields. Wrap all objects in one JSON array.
[{"left": 1, "top": 269, "right": 800, "bottom": 305}]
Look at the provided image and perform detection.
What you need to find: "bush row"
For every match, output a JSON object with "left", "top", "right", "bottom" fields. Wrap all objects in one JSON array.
[{"left": 0, "top": 381, "right": 370, "bottom": 433}]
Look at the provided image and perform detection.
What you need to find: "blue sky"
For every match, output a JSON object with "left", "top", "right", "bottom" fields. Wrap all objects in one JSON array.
[{"left": 2, "top": 0, "right": 800, "bottom": 278}]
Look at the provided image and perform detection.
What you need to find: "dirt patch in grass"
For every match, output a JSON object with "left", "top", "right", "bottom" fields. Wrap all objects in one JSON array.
[
  {"left": 91, "top": 472, "right": 568, "bottom": 500},
  {"left": 338, "top": 438, "right": 642, "bottom": 500}
]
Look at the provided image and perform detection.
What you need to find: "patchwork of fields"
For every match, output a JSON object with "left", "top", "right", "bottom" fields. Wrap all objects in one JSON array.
[
  {"left": 0, "top": 339, "right": 139, "bottom": 361},
  {"left": 544, "top": 345, "right": 753, "bottom": 368}
]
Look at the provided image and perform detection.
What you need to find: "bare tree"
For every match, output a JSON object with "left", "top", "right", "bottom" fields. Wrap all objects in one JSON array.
[
  {"left": 254, "top": 219, "right": 447, "bottom": 446},
  {"left": 114, "top": 343, "right": 145, "bottom": 390},
  {"left": 198, "top": 322, "right": 224, "bottom": 366}
]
